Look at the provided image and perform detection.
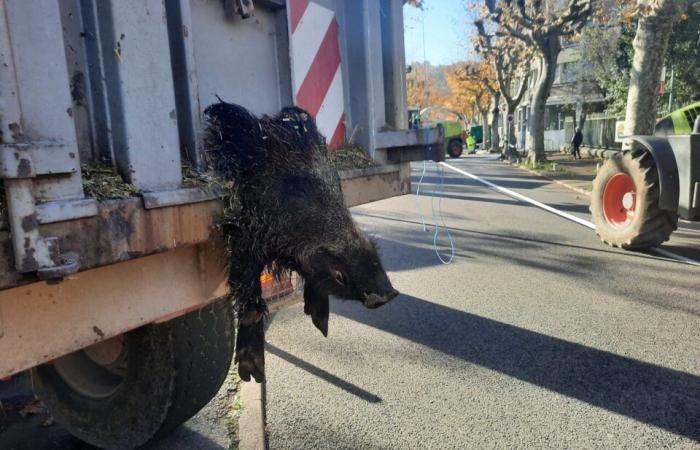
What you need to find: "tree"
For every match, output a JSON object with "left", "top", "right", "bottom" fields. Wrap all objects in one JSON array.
[
  {"left": 461, "top": 61, "right": 499, "bottom": 149},
  {"left": 578, "top": 23, "right": 633, "bottom": 116},
  {"left": 663, "top": 3, "right": 700, "bottom": 110},
  {"left": 481, "top": 0, "right": 593, "bottom": 162},
  {"left": 443, "top": 64, "right": 480, "bottom": 120},
  {"left": 442, "top": 62, "right": 495, "bottom": 145},
  {"left": 580, "top": 0, "right": 699, "bottom": 118},
  {"left": 624, "top": 0, "right": 690, "bottom": 137},
  {"left": 406, "top": 62, "right": 448, "bottom": 109},
  {"left": 474, "top": 24, "right": 531, "bottom": 155}
]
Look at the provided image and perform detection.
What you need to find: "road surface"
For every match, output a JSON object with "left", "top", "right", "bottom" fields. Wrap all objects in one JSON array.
[{"left": 264, "top": 155, "right": 700, "bottom": 449}]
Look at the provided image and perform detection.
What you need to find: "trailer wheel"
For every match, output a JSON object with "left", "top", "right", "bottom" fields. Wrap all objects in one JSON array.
[
  {"left": 448, "top": 139, "right": 464, "bottom": 158},
  {"left": 32, "top": 299, "right": 234, "bottom": 449},
  {"left": 590, "top": 150, "right": 678, "bottom": 249}
]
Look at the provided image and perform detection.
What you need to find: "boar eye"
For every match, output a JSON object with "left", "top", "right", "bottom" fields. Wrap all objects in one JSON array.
[{"left": 332, "top": 269, "right": 346, "bottom": 286}]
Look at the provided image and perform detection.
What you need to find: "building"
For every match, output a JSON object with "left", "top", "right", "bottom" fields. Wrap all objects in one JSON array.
[{"left": 513, "top": 42, "right": 606, "bottom": 152}]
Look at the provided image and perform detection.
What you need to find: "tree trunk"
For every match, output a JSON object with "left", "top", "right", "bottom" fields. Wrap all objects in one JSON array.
[
  {"left": 481, "top": 111, "right": 490, "bottom": 148},
  {"left": 623, "top": 0, "right": 686, "bottom": 138},
  {"left": 526, "top": 36, "right": 561, "bottom": 163},
  {"left": 490, "top": 92, "right": 501, "bottom": 152},
  {"left": 506, "top": 104, "right": 517, "bottom": 158}
]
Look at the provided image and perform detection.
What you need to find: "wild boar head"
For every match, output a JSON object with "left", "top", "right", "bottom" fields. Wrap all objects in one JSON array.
[{"left": 304, "top": 229, "right": 399, "bottom": 310}]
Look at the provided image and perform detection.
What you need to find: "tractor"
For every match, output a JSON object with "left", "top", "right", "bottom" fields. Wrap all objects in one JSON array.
[
  {"left": 408, "top": 106, "right": 477, "bottom": 158},
  {"left": 590, "top": 102, "right": 700, "bottom": 249}
]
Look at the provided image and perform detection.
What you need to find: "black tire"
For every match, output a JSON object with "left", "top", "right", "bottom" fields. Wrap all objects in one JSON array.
[
  {"left": 32, "top": 299, "right": 234, "bottom": 449},
  {"left": 590, "top": 150, "right": 678, "bottom": 249},
  {"left": 448, "top": 139, "right": 464, "bottom": 158}
]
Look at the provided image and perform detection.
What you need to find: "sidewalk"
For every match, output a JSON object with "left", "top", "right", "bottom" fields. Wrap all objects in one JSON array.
[{"left": 514, "top": 151, "right": 603, "bottom": 197}]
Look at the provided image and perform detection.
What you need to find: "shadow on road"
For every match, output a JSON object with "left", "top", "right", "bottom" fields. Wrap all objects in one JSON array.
[
  {"left": 333, "top": 295, "right": 700, "bottom": 442},
  {"left": 266, "top": 344, "right": 382, "bottom": 404},
  {"left": 355, "top": 211, "right": 700, "bottom": 317}
]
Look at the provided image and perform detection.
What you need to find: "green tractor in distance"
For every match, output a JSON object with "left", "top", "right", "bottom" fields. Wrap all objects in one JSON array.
[
  {"left": 408, "top": 106, "right": 481, "bottom": 158},
  {"left": 590, "top": 101, "right": 700, "bottom": 249}
]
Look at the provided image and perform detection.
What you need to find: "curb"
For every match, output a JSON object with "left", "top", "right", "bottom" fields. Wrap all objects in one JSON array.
[
  {"left": 238, "top": 380, "right": 267, "bottom": 450},
  {"left": 238, "top": 293, "right": 302, "bottom": 450},
  {"left": 514, "top": 164, "right": 592, "bottom": 198}
]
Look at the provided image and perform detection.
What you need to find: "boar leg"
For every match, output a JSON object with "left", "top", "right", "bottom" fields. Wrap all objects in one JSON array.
[
  {"left": 229, "top": 257, "right": 267, "bottom": 383},
  {"left": 304, "top": 282, "right": 329, "bottom": 337},
  {"left": 236, "top": 314, "right": 266, "bottom": 382}
]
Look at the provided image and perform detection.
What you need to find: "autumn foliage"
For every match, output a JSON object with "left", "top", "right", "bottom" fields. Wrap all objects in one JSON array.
[{"left": 406, "top": 60, "right": 496, "bottom": 124}]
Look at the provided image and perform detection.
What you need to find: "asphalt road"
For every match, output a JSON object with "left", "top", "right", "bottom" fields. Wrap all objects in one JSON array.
[{"left": 264, "top": 156, "right": 700, "bottom": 449}]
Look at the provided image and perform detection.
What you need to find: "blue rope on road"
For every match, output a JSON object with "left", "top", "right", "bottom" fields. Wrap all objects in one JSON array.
[
  {"left": 414, "top": 151, "right": 455, "bottom": 265},
  {"left": 430, "top": 162, "right": 455, "bottom": 264}
]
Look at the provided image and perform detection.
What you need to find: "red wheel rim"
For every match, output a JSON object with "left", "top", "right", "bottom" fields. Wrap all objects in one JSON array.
[
  {"left": 449, "top": 142, "right": 461, "bottom": 157},
  {"left": 602, "top": 172, "right": 636, "bottom": 229}
]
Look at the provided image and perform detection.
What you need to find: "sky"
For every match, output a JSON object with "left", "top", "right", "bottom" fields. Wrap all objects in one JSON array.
[{"left": 403, "top": 0, "right": 476, "bottom": 66}]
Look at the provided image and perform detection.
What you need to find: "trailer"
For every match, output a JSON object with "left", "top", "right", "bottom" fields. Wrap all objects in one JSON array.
[{"left": 0, "top": 0, "right": 443, "bottom": 447}]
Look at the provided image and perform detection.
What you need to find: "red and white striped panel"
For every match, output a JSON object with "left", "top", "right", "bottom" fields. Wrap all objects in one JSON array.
[{"left": 287, "top": 0, "right": 345, "bottom": 148}]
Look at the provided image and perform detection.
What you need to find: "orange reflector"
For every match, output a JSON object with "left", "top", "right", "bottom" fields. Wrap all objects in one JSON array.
[{"left": 260, "top": 273, "right": 274, "bottom": 286}]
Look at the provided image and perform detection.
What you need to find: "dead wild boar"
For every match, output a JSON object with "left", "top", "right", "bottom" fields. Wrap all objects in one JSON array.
[{"left": 204, "top": 102, "right": 399, "bottom": 382}]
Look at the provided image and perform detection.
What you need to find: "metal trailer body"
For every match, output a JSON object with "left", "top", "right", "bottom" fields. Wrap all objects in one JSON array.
[
  {"left": 0, "top": 0, "right": 439, "bottom": 382},
  {"left": 0, "top": 1, "right": 442, "bottom": 445}
]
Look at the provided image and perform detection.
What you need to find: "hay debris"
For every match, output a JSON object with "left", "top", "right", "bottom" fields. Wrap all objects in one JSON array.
[
  {"left": 182, "top": 163, "right": 230, "bottom": 191},
  {"left": 81, "top": 164, "right": 140, "bottom": 200},
  {"left": 328, "top": 144, "right": 378, "bottom": 171}
]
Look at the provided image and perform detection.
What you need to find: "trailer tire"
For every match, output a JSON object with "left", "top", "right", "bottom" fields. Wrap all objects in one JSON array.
[
  {"left": 448, "top": 139, "right": 464, "bottom": 158},
  {"left": 590, "top": 150, "right": 678, "bottom": 249},
  {"left": 32, "top": 298, "right": 234, "bottom": 449}
]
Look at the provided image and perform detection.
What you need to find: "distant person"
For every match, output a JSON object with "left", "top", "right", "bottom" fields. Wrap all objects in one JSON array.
[
  {"left": 571, "top": 127, "right": 583, "bottom": 160},
  {"left": 466, "top": 132, "right": 476, "bottom": 153}
]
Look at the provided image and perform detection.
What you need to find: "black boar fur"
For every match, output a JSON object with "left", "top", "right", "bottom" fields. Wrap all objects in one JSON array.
[{"left": 204, "top": 102, "right": 398, "bottom": 382}]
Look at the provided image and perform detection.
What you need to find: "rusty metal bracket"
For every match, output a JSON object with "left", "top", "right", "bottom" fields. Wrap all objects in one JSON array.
[
  {"left": 0, "top": 1, "right": 91, "bottom": 282},
  {"left": 0, "top": 142, "right": 78, "bottom": 178},
  {"left": 0, "top": 144, "right": 89, "bottom": 279},
  {"left": 37, "top": 251, "right": 80, "bottom": 283}
]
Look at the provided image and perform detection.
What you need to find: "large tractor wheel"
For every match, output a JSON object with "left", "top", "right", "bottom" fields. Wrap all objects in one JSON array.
[
  {"left": 448, "top": 139, "right": 464, "bottom": 158},
  {"left": 590, "top": 150, "right": 678, "bottom": 249},
  {"left": 32, "top": 298, "right": 234, "bottom": 449}
]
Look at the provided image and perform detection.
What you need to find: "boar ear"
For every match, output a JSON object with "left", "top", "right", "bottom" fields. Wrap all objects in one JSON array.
[{"left": 304, "top": 283, "right": 330, "bottom": 337}]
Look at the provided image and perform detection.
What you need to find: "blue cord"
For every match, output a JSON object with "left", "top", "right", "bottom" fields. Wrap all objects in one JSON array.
[
  {"left": 430, "top": 162, "right": 455, "bottom": 264},
  {"left": 414, "top": 150, "right": 455, "bottom": 265},
  {"left": 415, "top": 159, "right": 428, "bottom": 232}
]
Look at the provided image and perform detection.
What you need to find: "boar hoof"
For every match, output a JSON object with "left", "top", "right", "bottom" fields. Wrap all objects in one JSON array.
[{"left": 235, "top": 347, "right": 265, "bottom": 383}]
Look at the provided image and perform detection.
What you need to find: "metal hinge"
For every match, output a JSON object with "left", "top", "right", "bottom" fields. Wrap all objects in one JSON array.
[
  {"left": 223, "top": 0, "right": 255, "bottom": 20},
  {"left": 0, "top": 142, "right": 91, "bottom": 281}
]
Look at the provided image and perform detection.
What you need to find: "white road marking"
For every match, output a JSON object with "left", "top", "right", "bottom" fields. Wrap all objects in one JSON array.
[{"left": 440, "top": 161, "right": 700, "bottom": 267}]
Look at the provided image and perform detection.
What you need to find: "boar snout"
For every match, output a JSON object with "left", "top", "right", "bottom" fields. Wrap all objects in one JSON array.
[{"left": 363, "top": 289, "right": 399, "bottom": 309}]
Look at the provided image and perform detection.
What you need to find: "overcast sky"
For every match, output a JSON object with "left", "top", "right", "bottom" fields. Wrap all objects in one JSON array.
[{"left": 403, "top": 0, "right": 475, "bottom": 66}]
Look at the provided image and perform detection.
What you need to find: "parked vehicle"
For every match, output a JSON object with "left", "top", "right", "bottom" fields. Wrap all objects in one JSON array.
[
  {"left": 409, "top": 106, "right": 470, "bottom": 158},
  {"left": 590, "top": 102, "right": 700, "bottom": 249}
]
